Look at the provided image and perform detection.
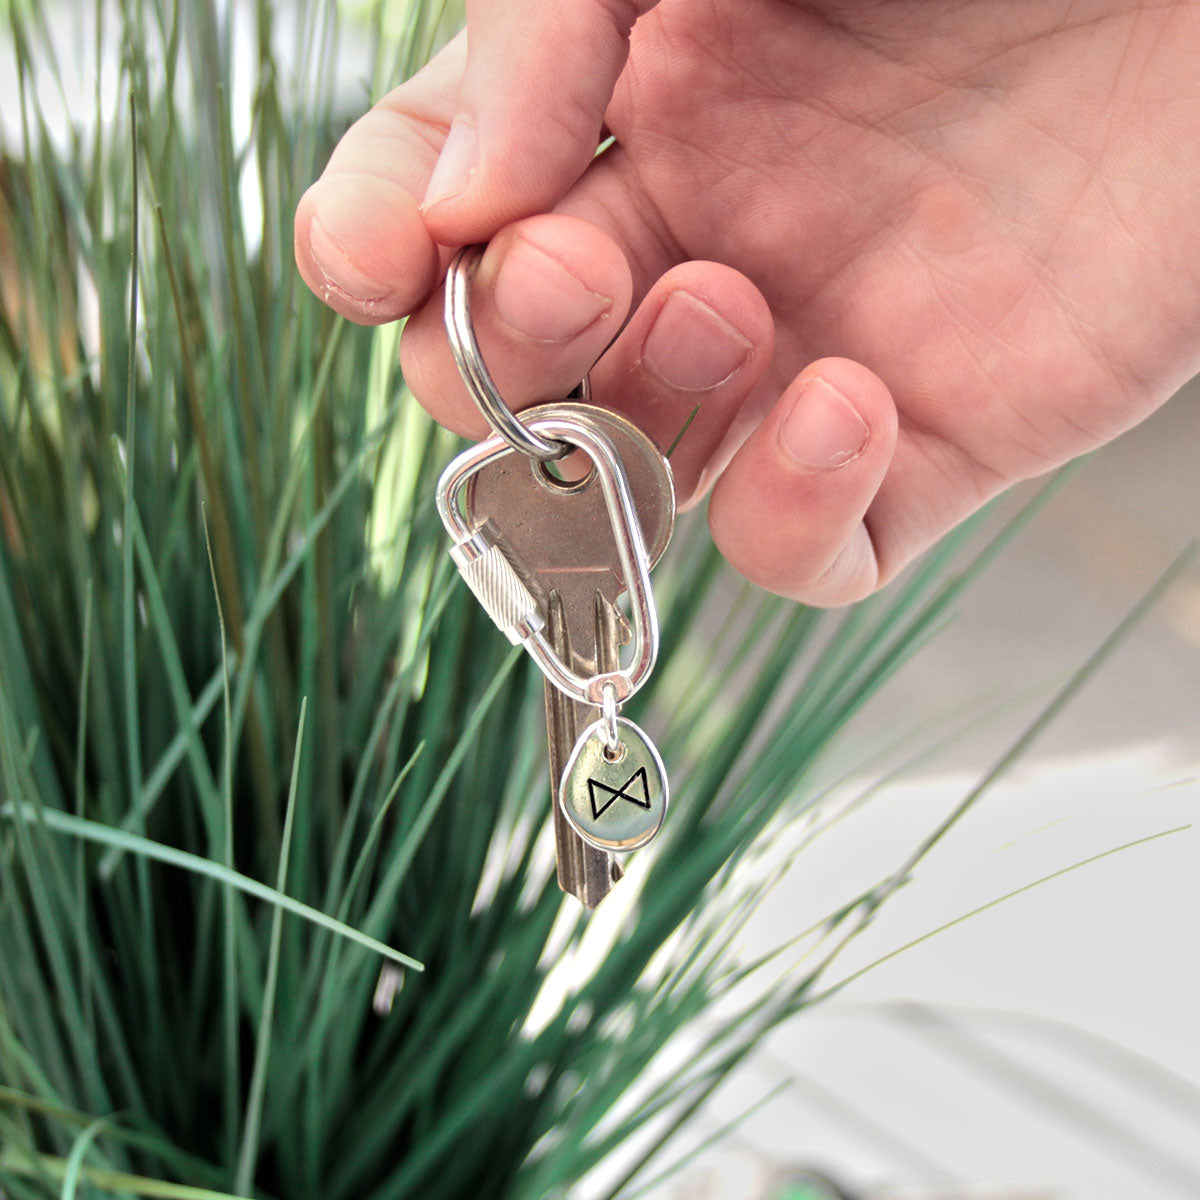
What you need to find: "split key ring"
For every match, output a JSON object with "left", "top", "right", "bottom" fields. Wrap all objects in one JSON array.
[{"left": 444, "top": 244, "right": 592, "bottom": 463}]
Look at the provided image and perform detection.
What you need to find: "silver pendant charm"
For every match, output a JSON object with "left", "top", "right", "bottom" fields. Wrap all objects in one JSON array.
[{"left": 559, "top": 716, "right": 668, "bottom": 852}]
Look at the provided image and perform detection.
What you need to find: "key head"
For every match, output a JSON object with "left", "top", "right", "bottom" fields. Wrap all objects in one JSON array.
[{"left": 465, "top": 403, "right": 675, "bottom": 657}]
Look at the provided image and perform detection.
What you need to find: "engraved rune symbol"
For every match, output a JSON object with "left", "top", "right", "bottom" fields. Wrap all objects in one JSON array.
[{"left": 588, "top": 767, "right": 651, "bottom": 821}]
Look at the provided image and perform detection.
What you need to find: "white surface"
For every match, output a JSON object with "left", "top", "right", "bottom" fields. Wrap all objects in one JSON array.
[{"left": 664, "top": 388, "right": 1200, "bottom": 1199}]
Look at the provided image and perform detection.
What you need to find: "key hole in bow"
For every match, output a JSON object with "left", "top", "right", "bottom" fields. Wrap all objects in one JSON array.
[
  {"left": 603, "top": 741, "right": 626, "bottom": 765},
  {"left": 534, "top": 450, "right": 595, "bottom": 493}
]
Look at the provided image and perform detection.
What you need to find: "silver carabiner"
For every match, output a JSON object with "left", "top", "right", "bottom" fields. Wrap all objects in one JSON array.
[
  {"left": 445, "top": 244, "right": 590, "bottom": 462},
  {"left": 436, "top": 408, "right": 659, "bottom": 705}
]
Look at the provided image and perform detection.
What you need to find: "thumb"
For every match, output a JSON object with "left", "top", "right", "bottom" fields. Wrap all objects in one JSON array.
[{"left": 421, "top": 0, "right": 659, "bottom": 243}]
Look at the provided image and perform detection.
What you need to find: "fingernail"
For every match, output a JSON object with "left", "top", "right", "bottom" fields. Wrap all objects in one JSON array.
[
  {"left": 309, "top": 209, "right": 389, "bottom": 304},
  {"left": 422, "top": 117, "right": 478, "bottom": 209},
  {"left": 778, "top": 377, "right": 869, "bottom": 470},
  {"left": 491, "top": 235, "right": 612, "bottom": 342},
  {"left": 642, "top": 291, "right": 752, "bottom": 391}
]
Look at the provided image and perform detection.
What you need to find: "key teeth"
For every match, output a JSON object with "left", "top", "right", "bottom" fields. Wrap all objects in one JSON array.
[{"left": 451, "top": 532, "right": 545, "bottom": 644}]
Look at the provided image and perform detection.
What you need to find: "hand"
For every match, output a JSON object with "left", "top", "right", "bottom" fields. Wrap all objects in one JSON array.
[{"left": 294, "top": 0, "right": 1200, "bottom": 604}]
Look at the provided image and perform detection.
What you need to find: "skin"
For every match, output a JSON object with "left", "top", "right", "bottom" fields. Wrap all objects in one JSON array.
[{"left": 295, "top": 0, "right": 1200, "bottom": 605}]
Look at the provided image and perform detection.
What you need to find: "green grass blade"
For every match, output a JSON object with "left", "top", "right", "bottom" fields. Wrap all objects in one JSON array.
[
  {"left": 0, "top": 1150, "right": 243, "bottom": 1200},
  {"left": 811, "top": 824, "right": 1190, "bottom": 1003},
  {"left": 0, "top": 806, "right": 424, "bottom": 972},
  {"left": 234, "top": 697, "right": 308, "bottom": 1195},
  {"left": 59, "top": 1115, "right": 114, "bottom": 1200}
]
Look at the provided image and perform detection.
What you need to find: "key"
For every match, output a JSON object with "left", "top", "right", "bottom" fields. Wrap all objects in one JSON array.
[
  {"left": 543, "top": 589, "right": 624, "bottom": 905},
  {"left": 463, "top": 403, "right": 674, "bottom": 907}
]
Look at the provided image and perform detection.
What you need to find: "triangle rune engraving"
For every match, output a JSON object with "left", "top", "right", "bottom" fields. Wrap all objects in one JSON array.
[{"left": 588, "top": 766, "right": 651, "bottom": 821}]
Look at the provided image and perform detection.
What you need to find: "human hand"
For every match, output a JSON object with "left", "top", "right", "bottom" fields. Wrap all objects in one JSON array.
[{"left": 295, "top": 0, "right": 1200, "bottom": 604}]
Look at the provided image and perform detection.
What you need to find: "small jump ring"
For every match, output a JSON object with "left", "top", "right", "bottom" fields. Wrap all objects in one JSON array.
[
  {"left": 445, "top": 245, "right": 591, "bottom": 462},
  {"left": 600, "top": 682, "right": 621, "bottom": 757}
]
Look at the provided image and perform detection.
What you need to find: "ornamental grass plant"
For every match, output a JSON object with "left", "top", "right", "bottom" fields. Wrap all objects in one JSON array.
[{"left": 0, "top": 3, "right": 1188, "bottom": 1199}]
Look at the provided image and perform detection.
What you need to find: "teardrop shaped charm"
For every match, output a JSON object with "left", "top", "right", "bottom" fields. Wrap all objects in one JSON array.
[{"left": 559, "top": 716, "right": 668, "bottom": 852}]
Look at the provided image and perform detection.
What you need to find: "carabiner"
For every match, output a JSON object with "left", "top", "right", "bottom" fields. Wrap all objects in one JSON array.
[
  {"left": 445, "top": 245, "right": 591, "bottom": 462},
  {"left": 436, "top": 407, "right": 659, "bottom": 705}
]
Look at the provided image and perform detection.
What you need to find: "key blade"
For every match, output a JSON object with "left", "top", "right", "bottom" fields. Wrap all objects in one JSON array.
[{"left": 545, "top": 590, "right": 623, "bottom": 907}]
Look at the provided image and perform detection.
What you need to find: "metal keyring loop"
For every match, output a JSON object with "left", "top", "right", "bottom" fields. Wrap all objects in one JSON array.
[
  {"left": 599, "top": 682, "right": 621, "bottom": 758},
  {"left": 445, "top": 245, "right": 592, "bottom": 462}
]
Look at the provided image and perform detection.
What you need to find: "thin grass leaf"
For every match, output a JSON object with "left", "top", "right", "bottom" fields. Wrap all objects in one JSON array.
[
  {"left": 867, "top": 1002, "right": 1200, "bottom": 1117},
  {"left": 0, "top": 806, "right": 423, "bottom": 972},
  {"left": 201, "top": 500, "right": 242, "bottom": 1171},
  {"left": 0, "top": 1088, "right": 227, "bottom": 1188},
  {"left": 100, "top": 665, "right": 228, "bottom": 874},
  {"left": 59, "top": 1114, "right": 114, "bottom": 1200},
  {"left": 608, "top": 1077, "right": 792, "bottom": 1200},
  {"left": 887, "top": 1004, "right": 1200, "bottom": 1195},
  {"left": 828, "top": 543, "right": 1198, "bottom": 961},
  {"left": 234, "top": 697, "right": 308, "bottom": 1195},
  {"left": 810, "top": 824, "right": 1189, "bottom": 1004},
  {"left": 776, "top": 1065, "right": 958, "bottom": 1182},
  {"left": 0, "top": 1150, "right": 243, "bottom": 1200}
]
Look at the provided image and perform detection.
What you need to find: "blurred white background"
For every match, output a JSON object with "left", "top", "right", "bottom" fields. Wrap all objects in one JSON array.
[{"left": 669, "top": 384, "right": 1199, "bottom": 1200}]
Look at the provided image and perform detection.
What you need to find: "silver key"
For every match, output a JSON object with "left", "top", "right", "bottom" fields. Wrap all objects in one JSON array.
[{"left": 462, "top": 403, "right": 674, "bottom": 906}]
